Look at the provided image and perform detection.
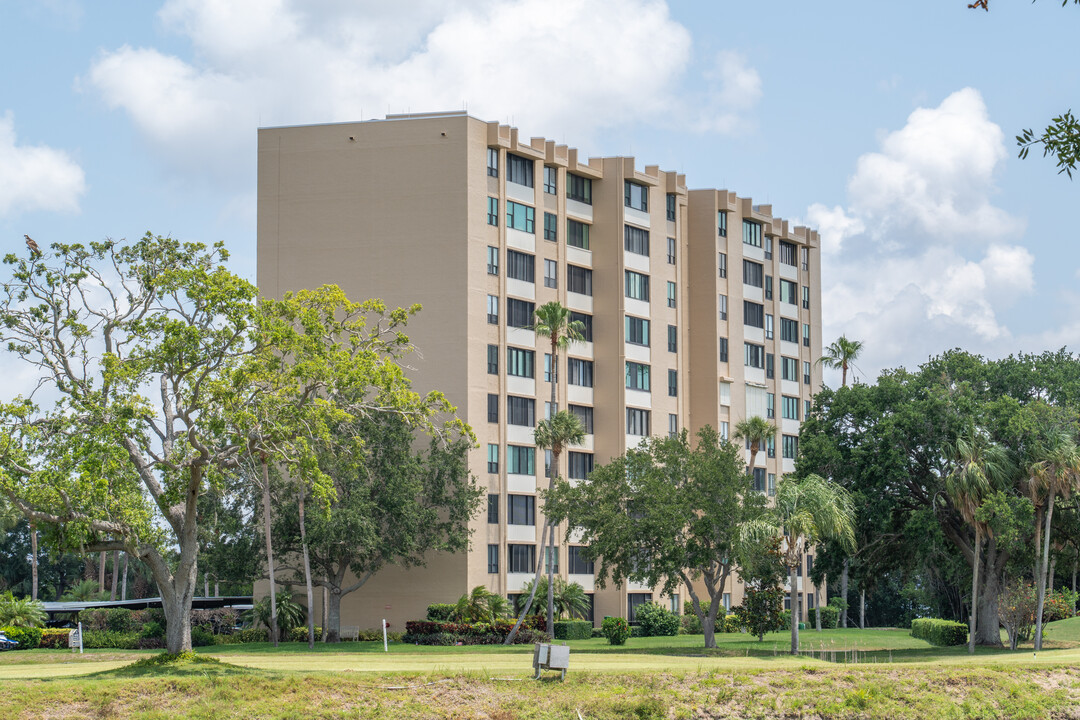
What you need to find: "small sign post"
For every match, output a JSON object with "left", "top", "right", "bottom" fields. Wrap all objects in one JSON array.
[
  {"left": 69, "top": 623, "right": 83, "bottom": 654},
  {"left": 382, "top": 619, "right": 388, "bottom": 652}
]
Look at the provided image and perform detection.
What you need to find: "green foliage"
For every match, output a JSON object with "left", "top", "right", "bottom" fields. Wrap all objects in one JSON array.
[
  {"left": 634, "top": 602, "right": 680, "bottom": 637},
  {"left": 819, "top": 605, "right": 840, "bottom": 629},
  {"left": 1018, "top": 110, "right": 1080, "bottom": 178},
  {"left": 246, "top": 594, "right": 306, "bottom": 636},
  {"left": 62, "top": 580, "right": 108, "bottom": 602},
  {"left": 82, "top": 630, "right": 143, "bottom": 649},
  {"left": 827, "top": 596, "right": 849, "bottom": 611},
  {"left": 514, "top": 577, "right": 590, "bottom": 620},
  {"left": 911, "top": 618, "right": 968, "bottom": 646},
  {"left": 0, "top": 625, "right": 42, "bottom": 648},
  {"left": 190, "top": 626, "right": 216, "bottom": 647},
  {"left": 722, "top": 613, "right": 741, "bottom": 633},
  {"left": 601, "top": 616, "right": 630, "bottom": 645},
  {"left": 287, "top": 626, "right": 323, "bottom": 642},
  {"left": 552, "top": 620, "right": 593, "bottom": 640},
  {"left": 451, "top": 586, "right": 510, "bottom": 624},
  {"left": 734, "top": 587, "right": 786, "bottom": 641},
  {"left": 426, "top": 603, "right": 456, "bottom": 622},
  {"left": 213, "top": 627, "right": 268, "bottom": 644},
  {"left": 140, "top": 621, "right": 165, "bottom": 639},
  {"left": 40, "top": 628, "right": 73, "bottom": 648},
  {"left": 0, "top": 592, "right": 46, "bottom": 628}
]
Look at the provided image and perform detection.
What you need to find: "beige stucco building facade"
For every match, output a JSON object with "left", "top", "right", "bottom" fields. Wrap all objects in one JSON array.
[{"left": 256, "top": 111, "right": 823, "bottom": 631}]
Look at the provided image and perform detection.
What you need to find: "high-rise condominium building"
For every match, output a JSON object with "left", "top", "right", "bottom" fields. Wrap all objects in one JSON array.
[{"left": 257, "top": 111, "right": 822, "bottom": 630}]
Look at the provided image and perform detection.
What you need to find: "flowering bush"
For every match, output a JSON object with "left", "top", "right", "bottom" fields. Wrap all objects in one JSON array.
[
  {"left": 402, "top": 617, "right": 547, "bottom": 645},
  {"left": 601, "top": 616, "right": 631, "bottom": 645}
]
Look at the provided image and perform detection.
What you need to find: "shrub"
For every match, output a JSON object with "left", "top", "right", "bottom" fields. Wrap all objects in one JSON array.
[
  {"left": 0, "top": 593, "right": 46, "bottom": 628},
  {"left": 553, "top": 620, "right": 593, "bottom": 640},
  {"left": 601, "top": 616, "right": 630, "bottom": 645},
  {"left": 140, "top": 621, "right": 165, "bottom": 639},
  {"left": 214, "top": 627, "right": 268, "bottom": 645},
  {"left": 722, "top": 614, "right": 741, "bottom": 633},
  {"left": 105, "top": 608, "right": 139, "bottom": 633},
  {"left": 911, "top": 618, "right": 967, "bottom": 646},
  {"left": 635, "top": 603, "right": 680, "bottom": 637},
  {"left": 426, "top": 603, "right": 456, "bottom": 622},
  {"left": 191, "top": 609, "right": 239, "bottom": 635},
  {"left": 40, "top": 629, "right": 73, "bottom": 649},
  {"left": 287, "top": 626, "right": 324, "bottom": 642},
  {"left": 191, "top": 626, "right": 216, "bottom": 647},
  {"left": 401, "top": 617, "right": 547, "bottom": 645},
  {"left": 780, "top": 610, "right": 792, "bottom": 629},
  {"left": 818, "top": 605, "right": 839, "bottom": 629},
  {"left": 734, "top": 587, "right": 786, "bottom": 640},
  {"left": 1, "top": 625, "right": 42, "bottom": 649},
  {"left": 1042, "top": 590, "right": 1076, "bottom": 623},
  {"left": 82, "top": 630, "right": 141, "bottom": 649},
  {"left": 680, "top": 613, "right": 702, "bottom": 635}
]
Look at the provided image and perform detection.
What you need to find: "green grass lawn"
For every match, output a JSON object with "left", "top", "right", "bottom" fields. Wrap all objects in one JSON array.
[{"left": 2, "top": 624, "right": 1080, "bottom": 718}]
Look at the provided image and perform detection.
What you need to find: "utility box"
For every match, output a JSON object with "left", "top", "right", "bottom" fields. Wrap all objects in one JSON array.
[{"left": 533, "top": 642, "right": 570, "bottom": 680}]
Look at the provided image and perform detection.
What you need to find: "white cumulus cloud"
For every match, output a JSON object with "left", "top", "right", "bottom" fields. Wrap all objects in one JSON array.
[{"left": 0, "top": 111, "right": 86, "bottom": 217}]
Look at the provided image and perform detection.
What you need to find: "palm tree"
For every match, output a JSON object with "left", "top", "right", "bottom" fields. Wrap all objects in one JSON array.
[
  {"left": 946, "top": 432, "right": 1013, "bottom": 654},
  {"left": 773, "top": 474, "right": 856, "bottom": 654},
  {"left": 515, "top": 576, "right": 591, "bottom": 620},
  {"left": 734, "top": 416, "right": 775, "bottom": 482},
  {"left": 1025, "top": 431, "right": 1080, "bottom": 650}
]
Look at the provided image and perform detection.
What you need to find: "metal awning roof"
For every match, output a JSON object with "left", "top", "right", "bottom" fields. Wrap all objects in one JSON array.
[{"left": 42, "top": 596, "right": 253, "bottom": 615}]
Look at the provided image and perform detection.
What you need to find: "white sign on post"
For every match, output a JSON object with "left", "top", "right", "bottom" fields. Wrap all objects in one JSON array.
[
  {"left": 382, "top": 619, "right": 388, "bottom": 652},
  {"left": 69, "top": 623, "right": 84, "bottom": 654}
]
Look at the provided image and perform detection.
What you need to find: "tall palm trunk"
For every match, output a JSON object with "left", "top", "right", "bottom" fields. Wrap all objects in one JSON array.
[
  {"left": 841, "top": 560, "right": 849, "bottom": 627},
  {"left": 968, "top": 525, "right": 981, "bottom": 654},
  {"left": 546, "top": 332, "right": 558, "bottom": 632},
  {"left": 859, "top": 589, "right": 865, "bottom": 629},
  {"left": 261, "top": 458, "right": 279, "bottom": 646},
  {"left": 99, "top": 551, "right": 106, "bottom": 593},
  {"left": 504, "top": 520, "right": 551, "bottom": 644},
  {"left": 1035, "top": 493, "right": 1056, "bottom": 651},
  {"left": 299, "top": 486, "right": 316, "bottom": 649},
  {"left": 121, "top": 553, "right": 129, "bottom": 601},
  {"left": 789, "top": 564, "right": 799, "bottom": 654},
  {"left": 322, "top": 587, "right": 329, "bottom": 642},
  {"left": 814, "top": 584, "right": 821, "bottom": 631},
  {"left": 110, "top": 550, "right": 119, "bottom": 600},
  {"left": 29, "top": 523, "right": 38, "bottom": 601}
]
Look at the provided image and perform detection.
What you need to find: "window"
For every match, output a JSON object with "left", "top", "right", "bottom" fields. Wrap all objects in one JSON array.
[
  {"left": 783, "top": 435, "right": 799, "bottom": 459},
  {"left": 568, "top": 546, "right": 594, "bottom": 575},
  {"left": 569, "top": 405, "right": 593, "bottom": 434},
  {"left": 487, "top": 393, "right": 499, "bottom": 423},
  {"left": 744, "top": 301, "right": 764, "bottom": 329},
  {"left": 720, "top": 421, "right": 729, "bottom": 440},
  {"left": 507, "top": 494, "right": 535, "bottom": 525},
  {"left": 781, "top": 356, "right": 798, "bottom": 381},
  {"left": 487, "top": 148, "right": 498, "bottom": 177},
  {"left": 569, "top": 452, "right": 593, "bottom": 480},
  {"left": 567, "top": 173, "right": 592, "bottom": 204},
  {"left": 718, "top": 294, "right": 728, "bottom": 321},
  {"left": 765, "top": 275, "right": 773, "bottom": 300},
  {"left": 743, "top": 260, "right": 763, "bottom": 288},
  {"left": 766, "top": 353, "right": 775, "bottom": 379},
  {"left": 802, "top": 286, "right": 810, "bottom": 309},
  {"left": 625, "top": 270, "right": 650, "bottom": 302},
  {"left": 628, "top": 593, "right": 652, "bottom": 624},
  {"left": 665, "top": 193, "right": 676, "bottom": 221},
  {"left": 487, "top": 344, "right": 498, "bottom": 375},
  {"left": 626, "top": 362, "right": 651, "bottom": 392},
  {"left": 668, "top": 370, "right": 677, "bottom": 397},
  {"left": 745, "top": 342, "right": 765, "bottom": 369},
  {"left": 667, "top": 282, "right": 676, "bottom": 308},
  {"left": 765, "top": 314, "right": 774, "bottom": 340},
  {"left": 487, "top": 444, "right": 499, "bottom": 474},
  {"left": 767, "top": 435, "right": 776, "bottom": 458},
  {"left": 486, "top": 246, "right": 499, "bottom": 275},
  {"left": 568, "top": 358, "right": 594, "bottom": 387},
  {"left": 768, "top": 473, "right": 776, "bottom": 496},
  {"left": 506, "top": 298, "right": 534, "bottom": 328},
  {"left": 624, "top": 180, "right": 648, "bottom": 211},
  {"left": 507, "top": 396, "right": 535, "bottom": 427},
  {"left": 544, "top": 259, "right": 557, "bottom": 288},
  {"left": 743, "top": 220, "right": 762, "bottom": 248},
  {"left": 780, "top": 318, "right": 798, "bottom": 343},
  {"left": 567, "top": 265, "right": 592, "bottom": 296},
  {"left": 570, "top": 311, "right": 593, "bottom": 342},
  {"left": 487, "top": 197, "right": 499, "bottom": 226},
  {"left": 779, "top": 240, "right": 797, "bottom": 266},
  {"left": 667, "top": 324, "right": 677, "bottom": 353},
  {"left": 543, "top": 166, "right": 557, "bottom": 194},
  {"left": 506, "top": 201, "right": 535, "bottom": 233},
  {"left": 488, "top": 544, "right": 499, "bottom": 573},
  {"left": 718, "top": 211, "right": 728, "bottom": 237},
  {"left": 507, "top": 446, "right": 535, "bottom": 475},
  {"left": 544, "top": 547, "right": 559, "bottom": 573},
  {"left": 764, "top": 236, "right": 773, "bottom": 260},
  {"left": 624, "top": 225, "right": 650, "bottom": 255},
  {"left": 544, "top": 212, "right": 557, "bottom": 241},
  {"left": 627, "top": 407, "right": 651, "bottom": 436},
  {"left": 782, "top": 395, "right": 800, "bottom": 420},
  {"left": 753, "top": 467, "right": 766, "bottom": 493},
  {"left": 803, "top": 323, "right": 810, "bottom": 347},
  {"left": 804, "top": 361, "right": 811, "bottom": 385},
  {"left": 506, "top": 250, "right": 534, "bottom": 282},
  {"left": 668, "top": 413, "right": 678, "bottom": 438},
  {"left": 805, "top": 399, "right": 812, "bottom": 418},
  {"left": 545, "top": 402, "right": 557, "bottom": 420},
  {"left": 780, "top": 279, "right": 797, "bottom": 305},
  {"left": 766, "top": 392, "right": 775, "bottom": 419},
  {"left": 487, "top": 295, "right": 499, "bottom": 324},
  {"left": 507, "top": 153, "right": 533, "bottom": 187},
  {"left": 567, "top": 219, "right": 590, "bottom": 249},
  {"left": 508, "top": 544, "right": 535, "bottom": 573},
  {"left": 544, "top": 353, "right": 557, "bottom": 383},
  {"left": 668, "top": 237, "right": 677, "bottom": 264},
  {"left": 544, "top": 449, "right": 552, "bottom": 477},
  {"left": 488, "top": 494, "right": 499, "bottom": 523},
  {"left": 507, "top": 347, "right": 534, "bottom": 378},
  {"left": 625, "top": 316, "right": 650, "bottom": 346},
  {"left": 718, "top": 252, "right": 727, "bottom": 278},
  {"left": 801, "top": 246, "right": 809, "bottom": 271},
  {"left": 719, "top": 337, "right": 729, "bottom": 363}
]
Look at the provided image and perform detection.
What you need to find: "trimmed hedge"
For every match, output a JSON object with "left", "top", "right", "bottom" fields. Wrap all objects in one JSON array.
[
  {"left": 911, "top": 618, "right": 967, "bottom": 646},
  {"left": 403, "top": 617, "right": 547, "bottom": 645},
  {"left": 82, "top": 629, "right": 165, "bottom": 650},
  {"left": 426, "top": 604, "right": 456, "bottom": 622},
  {"left": 40, "top": 629, "right": 73, "bottom": 649},
  {"left": 553, "top": 620, "right": 593, "bottom": 640},
  {"left": 214, "top": 628, "right": 268, "bottom": 644},
  {"left": 1, "top": 626, "right": 42, "bottom": 649},
  {"left": 818, "top": 606, "right": 839, "bottom": 629},
  {"left": 287, "top": 626, "right": 324, "bottom": 642}
]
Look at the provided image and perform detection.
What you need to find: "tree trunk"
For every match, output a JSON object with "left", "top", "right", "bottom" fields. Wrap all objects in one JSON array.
[
  {"left": 504, "top": 520, "right": 551, "bottom": 644},
  {"left": 789, "top": 566, "right": 799, "bottom": 654},
  {"left": 546, "top": 333, "right": 558, "bottom": 634},
  {"left": 261, "top": 458, "right": 279, "bottom": 646},
  {"left": 321, "top": 586, "right": 329, "bottom": 642},
  {"left": 1035, "top": 494, "right": 1055, "bottom": 651},
  {"left": 975, "top": 555, "right": 1003, "bottom": 646},
  {"left": 29, "top": 524, "right": 38, "bottom": 602},
  {"left": 121, "top": 553, "right": 128, "bottom": 601},
  {"left": 968, "top": 525, "right": 981, "bottom": 654},
  {"left": 841, "top": 560, "right": 849, "bottom": 627},
  {"left": 326, "top": 587, "right": 342, "bottom": 642},
  {"left": 1072, "top": 556, "right": 1077, "bottom": 596},
  {"left": 298, "top": 487, "right": 316, "bottom": 649},
  {"left": 859, "top": 589, "right": 865, "bottom": 629},
  {"left": 110, "top": 550, "right": 119, "bottom": 601},
  {"left": 814, "top": 584, "right": 821, "bottom": 631},
  {"left": 214, "top": 582, "right": 219, "bottom": 598},
  {"left": 204, "top": 574, "right": 209, "bottom": 599},
  {"left": 99, "top": 551, "right": 106, "bottom": 593}
]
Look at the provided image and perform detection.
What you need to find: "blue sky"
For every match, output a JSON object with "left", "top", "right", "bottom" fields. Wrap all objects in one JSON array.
[{"left": 0, "top": 0, "right": 1076, "bottom": 385}]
